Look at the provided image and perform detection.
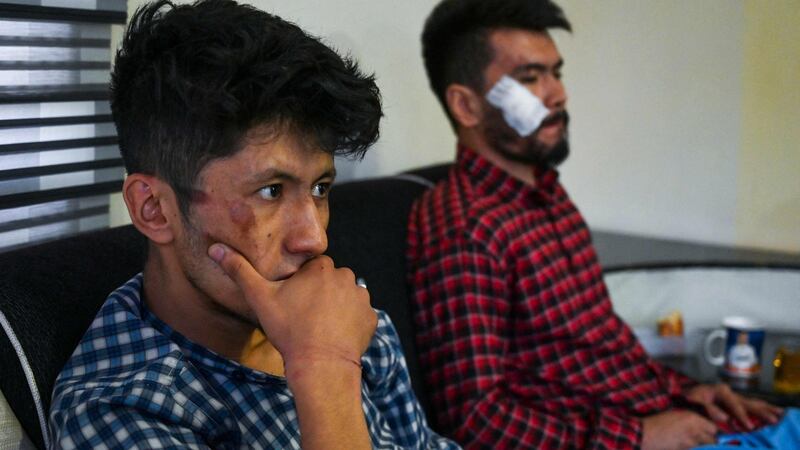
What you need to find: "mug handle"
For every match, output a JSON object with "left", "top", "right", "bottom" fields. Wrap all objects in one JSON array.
[{"left": 703, "top": 329, "right": 727, "bottom": 366}]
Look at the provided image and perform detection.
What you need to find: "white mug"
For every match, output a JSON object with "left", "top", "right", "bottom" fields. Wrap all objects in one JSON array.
[{"left": 703, "top": 316, "right": 765, "bottom": 379}]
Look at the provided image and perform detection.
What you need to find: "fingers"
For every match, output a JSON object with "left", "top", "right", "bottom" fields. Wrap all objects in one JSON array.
[
  {"left": 691, "top": 413, "right": 718, "bottom": 446},
  {"left": 702, "top": 401, "right": 729, "bottom": 423},
  {"left": 689, "top": 383, "right": 785, "bottom": 431},
  {"left": 642, "top": 409, "right": 718, "bottom": 450},
  {"left": 743, "top": 397, "right": 784, "bottom": 424},
  {"left": 208, "top": 243, "right": 276, "bottom": 305},
  {"left": 698, "top": 413, "right": 718, "bottom": 436},
  {"left": 714, "top": 385, "right": 753, "bottom": 430},
  {"left": 695, "top": 429, "right": 717, "bottom": 446},
  {"left": 295, "top": 253, "right": 336, "bottom": 275},
  {"left": 683, "top": 413, "right": 717, "bottom": 448}
]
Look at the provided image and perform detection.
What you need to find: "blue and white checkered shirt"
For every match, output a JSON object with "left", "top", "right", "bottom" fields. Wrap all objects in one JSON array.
[{"left": 49, "top": 274, "right": 457, "bottom": 449}]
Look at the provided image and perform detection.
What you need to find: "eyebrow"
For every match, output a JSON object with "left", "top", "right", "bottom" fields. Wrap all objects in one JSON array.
[
  {"left": 510, "top": 58, "right": 564, "bottom": 76},
  {"left": 247, "top": 166, "right": 336, "bottom": 185}
]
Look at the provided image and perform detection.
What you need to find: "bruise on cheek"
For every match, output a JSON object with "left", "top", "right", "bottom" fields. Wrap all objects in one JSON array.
[
  {"left": 190, "top": 189, "right": 211, "bottom": 204},
  {"left": 228, "top": 201, "right": 256, "bottom": 234}
]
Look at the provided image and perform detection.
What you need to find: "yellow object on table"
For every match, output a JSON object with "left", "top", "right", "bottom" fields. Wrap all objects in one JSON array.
[
  {"left": 657, "top": 311, "right": 683, "bottom": 337},
  {"left": 773, "top": 340, "right": 800, "bottom": 394}
]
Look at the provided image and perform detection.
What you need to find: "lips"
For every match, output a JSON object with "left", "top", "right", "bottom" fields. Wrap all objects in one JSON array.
[{"left": 540, "top": 113, "right": 563, "bottom": 128}]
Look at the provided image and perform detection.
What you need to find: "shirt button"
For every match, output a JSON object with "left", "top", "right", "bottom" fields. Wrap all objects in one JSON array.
[{"left": 231, "top": 370, "right": 245, "bottom": 381}]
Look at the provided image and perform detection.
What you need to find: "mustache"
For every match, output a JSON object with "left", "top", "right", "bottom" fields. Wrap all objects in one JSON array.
[{"left": 539, "top": 110, "right": 570, "bottom": 128}]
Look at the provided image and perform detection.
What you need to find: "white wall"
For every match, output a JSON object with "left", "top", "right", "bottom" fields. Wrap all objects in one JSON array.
[
  {"left": 114, "top": 0, "right": 799, "bottom": 253},
  {"left": 254, "top": 0, "right": 454, "bottom": 181},
  {"left": 737, "top": 0, "right": 800, "bottom": 253},
  {"left": 554, "top": 1, "right": 743, "bottom": 246}
]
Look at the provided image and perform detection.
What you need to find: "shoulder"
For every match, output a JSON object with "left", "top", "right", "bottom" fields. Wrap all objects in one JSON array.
[
  {"left": 409, "top": 168, "right": 521, "bottom": 268},
  {"left": 50, "top": 295, "right": 227, "bottom": 449},
  {"left": 51, "top": 275, "right": 191, "bottom": 427},
  {"left": 55, "top": 275, "right": 178, "bottom": 382},
  {"left": 49, "top": 347, "right": 216, "bottom": 448},
  {"left": 411, "top": 168, "right": 469, "bottom": 239},
  {"left": 409, "top": 166, "right": 498, "bottom": 249}
]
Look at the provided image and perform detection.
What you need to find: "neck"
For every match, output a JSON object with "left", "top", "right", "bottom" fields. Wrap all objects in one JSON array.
[
  {"left": 458, "top": 129, "right": 537, "bottom": 186},
  {"left": 142, "top": 245, "right": 284, "bottom": 376}
]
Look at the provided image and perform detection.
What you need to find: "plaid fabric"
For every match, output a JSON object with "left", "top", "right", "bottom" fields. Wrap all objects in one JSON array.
[
  {"left": 50, "top": 274, "right": 458, "bottom": 450},
  {"left": 407, "top": 146, "right": 697, "bottom": 449}
]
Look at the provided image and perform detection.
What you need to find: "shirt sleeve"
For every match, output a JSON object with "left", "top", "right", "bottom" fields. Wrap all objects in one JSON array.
[
  {"left": 361, "top": 311, "right": 461, "bottom": 450},
  {"left": 50, "top": 382, "right": 216, "bottom": 450},
  {"left": 654, "top": 358, "right": 700, "bottom": 393},
  {"left": 410, "top": 233, "right": 644, "bottom": 449}
]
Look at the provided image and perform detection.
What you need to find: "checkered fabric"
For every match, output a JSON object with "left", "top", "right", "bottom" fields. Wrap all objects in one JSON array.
[
  {"left": 407, "top": 146, "right": 697, "bottom": 449},
  {"left": 49, "top": 274, "right": 458, "bottom": 449}
]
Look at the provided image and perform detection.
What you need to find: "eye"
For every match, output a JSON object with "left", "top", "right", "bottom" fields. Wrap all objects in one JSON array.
[
  {"left": 553, "top": 69, "right": 563, "bottom": 80},
  {"left": 311, "top": 183, "right": 330, "bottom": 199},
  {"left": 518, "top": 75, "right": 539, "bottom": 85},
  {"left": 258, "top": 184, "right": 282, "bottom": 200}
]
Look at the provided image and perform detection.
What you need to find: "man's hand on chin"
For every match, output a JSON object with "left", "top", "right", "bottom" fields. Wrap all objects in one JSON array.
[
  {"left": 207, "top": 242, "right": 376, "bottom": 450},
  {"left": 206, "top": 242, "right": 376, "bottom": 373}
]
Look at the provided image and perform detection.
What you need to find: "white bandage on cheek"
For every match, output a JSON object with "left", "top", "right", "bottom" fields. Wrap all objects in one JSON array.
[{"left": 485, "top": 75, "right": 550, "bottom": 137}]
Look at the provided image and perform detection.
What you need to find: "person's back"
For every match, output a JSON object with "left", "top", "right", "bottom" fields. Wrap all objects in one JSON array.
[{"left": 408, "top": 0, "right": 782, "bottom": 449}]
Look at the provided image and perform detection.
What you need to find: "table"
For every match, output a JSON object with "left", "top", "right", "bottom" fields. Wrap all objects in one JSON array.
[{"left": 656, "top": 330, "right": 800, "bottom": 407}]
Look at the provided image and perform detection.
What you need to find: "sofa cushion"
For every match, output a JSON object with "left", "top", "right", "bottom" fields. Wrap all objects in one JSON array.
[
  {"left": 0, "top": 225, "right": 146, "bottom": 449},
  {"left": 0, "top": 390, "right": 35, "bottom": 450}
]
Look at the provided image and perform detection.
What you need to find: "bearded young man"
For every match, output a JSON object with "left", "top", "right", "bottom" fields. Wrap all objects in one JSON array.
[
  {"left": 48, "top": 1, "right": 458, "bottom": 448},
  {"left": 407, "top": 1, "right": 782, "bottom": 449}
]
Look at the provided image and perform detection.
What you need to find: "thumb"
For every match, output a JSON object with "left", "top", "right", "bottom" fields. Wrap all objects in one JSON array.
[{"left": 208, "top": 243, "right": 278, "bottom": 307}]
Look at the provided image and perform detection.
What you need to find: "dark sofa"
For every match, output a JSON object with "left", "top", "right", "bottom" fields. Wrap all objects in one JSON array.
[{"left": 0, "top": 164, "right": 447, "bottom": 450}]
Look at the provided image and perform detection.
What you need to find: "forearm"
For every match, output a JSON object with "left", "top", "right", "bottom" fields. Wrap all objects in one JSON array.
[
  {"left": 453, "top": 390, "right": 642, "bottom": 449},
  {"left": 649, "top": 357, "right": 698, "bottom": 395},
  {"left": 287, "top": 359, "right": 371, "bottom": 450}
]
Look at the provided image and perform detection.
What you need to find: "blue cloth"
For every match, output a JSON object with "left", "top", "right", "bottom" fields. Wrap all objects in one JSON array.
[
  {"left": 49, "top": 274, "right": 458, "bottom": 449},
  {"left": 697, "top": 408, "right": 800, "bottom": 449}
]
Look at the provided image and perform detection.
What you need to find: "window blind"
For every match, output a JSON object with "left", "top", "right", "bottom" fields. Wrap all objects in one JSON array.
[{"left": 0, "top": 1, "right": 126, "bottom": 252}]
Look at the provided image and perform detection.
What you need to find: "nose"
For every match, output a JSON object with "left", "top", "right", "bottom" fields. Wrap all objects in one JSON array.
[
  {"left": 284, "top": 197, "right": 328, "bottom": 258},
  {"left": 541, "top": 75, "right": 567, "bottom": 111}
]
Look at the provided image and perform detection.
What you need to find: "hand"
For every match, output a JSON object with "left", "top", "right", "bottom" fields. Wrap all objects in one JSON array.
[
  {"left": 641, "top": 410, "right": 717, "bottom": 450},
  {"left": 208, "top": 243, "right": 377, "bottom": 378},
  {"left": 686, "top": 383, "right": 784, "bottom": 430}
]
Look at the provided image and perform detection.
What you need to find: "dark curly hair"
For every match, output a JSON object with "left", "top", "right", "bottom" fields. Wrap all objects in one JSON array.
[
  {"left": 422, "top": 0, "right": 570, "bottom": 127},
  {"left": 111, "top": 0, "right": 382, "bottom": 216}
]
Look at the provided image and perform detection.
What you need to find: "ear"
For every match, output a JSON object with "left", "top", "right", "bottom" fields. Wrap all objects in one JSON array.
[
  {"left": 445, "top": 84, "right": 483, "bottom": 129},
  {"left": 122, "top": 173, "right": 178, "bottom": 245}
]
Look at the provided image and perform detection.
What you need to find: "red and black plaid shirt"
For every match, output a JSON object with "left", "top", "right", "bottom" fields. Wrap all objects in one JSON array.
[{"left": 407, "top": 146, "right": 696, "bottom": 449}]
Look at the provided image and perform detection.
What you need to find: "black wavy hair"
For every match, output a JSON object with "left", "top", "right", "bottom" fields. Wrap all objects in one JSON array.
[
  {"left": 111, "top": 0, "right": 382, "bottom": 216},
  {"left": 421, "top": 0, "right": 571, "bottom": 127}
]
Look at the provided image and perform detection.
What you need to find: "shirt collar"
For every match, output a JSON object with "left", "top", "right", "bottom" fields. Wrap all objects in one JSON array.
[
  {"left": 136, "top": 279, "right": 283, "bottom": 385},
  {"left": 456, "top": 144, "right": 560, "bottom": 204}
]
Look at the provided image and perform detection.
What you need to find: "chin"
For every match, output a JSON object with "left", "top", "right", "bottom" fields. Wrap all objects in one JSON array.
[{"left": 210, "top": 293, "right": 262, "bottom": 327}]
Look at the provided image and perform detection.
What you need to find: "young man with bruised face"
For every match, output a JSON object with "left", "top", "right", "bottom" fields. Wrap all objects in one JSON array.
[
  {"left": 408, "top": 0, "right": 782, "bottom": 449},
  {"left": 49, "top": 1, "right": 457, "bottom": 448}
]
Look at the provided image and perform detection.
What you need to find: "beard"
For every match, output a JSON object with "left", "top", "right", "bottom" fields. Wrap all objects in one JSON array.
[
  {"left": 483, "top": 103, "right": 570, "bottom": 169},
  {"left": 179, "top": 215, "right": 263, "bottom": 329}
]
